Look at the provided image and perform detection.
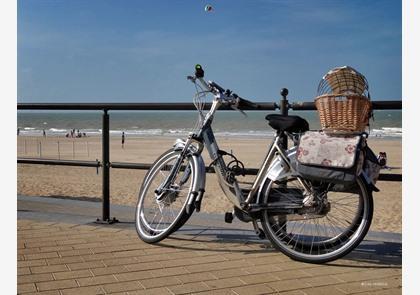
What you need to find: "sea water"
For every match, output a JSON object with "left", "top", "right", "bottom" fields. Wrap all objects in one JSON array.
[{"left": 17, "top": 110, "right": 402, "bottom": 139}]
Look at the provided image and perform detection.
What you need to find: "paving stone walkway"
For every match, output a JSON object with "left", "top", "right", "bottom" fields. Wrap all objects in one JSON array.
[{"left": 17, "top": 196, "right": 402, "bottom": 295}]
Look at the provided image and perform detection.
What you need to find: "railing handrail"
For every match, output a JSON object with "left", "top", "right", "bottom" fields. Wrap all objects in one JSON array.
[
  {"left": 17, "top": 158, "right": 402, "bottom": 182},
  {"left": 17, "top": 100, "right": 401, "bottom": 111},
  {"left": 17, "top": 102, "right": 278, "bottom": 111},
  {"left": 289, "top": 100, "right": 402, "bottom": 111}
]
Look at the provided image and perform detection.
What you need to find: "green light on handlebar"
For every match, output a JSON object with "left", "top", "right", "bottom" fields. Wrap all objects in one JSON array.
[{"left": 195, "top": 64, "right": 204, "bottom": 78}]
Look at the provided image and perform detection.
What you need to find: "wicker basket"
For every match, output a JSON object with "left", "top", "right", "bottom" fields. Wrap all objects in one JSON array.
[
  {"left": 315, "top": 94, "right": 372, "bottom": 133},
  {"left": 315, "top": 66, "right": 372, "bottom": 133}
]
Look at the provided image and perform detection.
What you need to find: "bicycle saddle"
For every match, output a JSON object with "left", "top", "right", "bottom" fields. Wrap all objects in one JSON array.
[{"left": 265, "top": 114, "right": 309, "bottom": 133}]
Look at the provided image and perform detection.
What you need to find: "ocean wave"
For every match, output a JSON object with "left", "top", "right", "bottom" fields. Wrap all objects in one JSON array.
[
  {"left": 118, "top": 129, "right": 164, "bottom": 136},
  {"left": 48, "top": 128, "right": 67, "bottom": 132},
  {"left": 381, "top": 127, "right": 402, "bottom": 132},
  {"left": 371, "top": 127, "right": 402, "bottom": 137},
  {"left": 167, "top": 129, "right": 189, "bottom": 134},
  {"left": 16, "top": 127, "right": 402, "bottom": 138},
  {"left": 214, "top": 131, "right": 274, "bottom": 137}
]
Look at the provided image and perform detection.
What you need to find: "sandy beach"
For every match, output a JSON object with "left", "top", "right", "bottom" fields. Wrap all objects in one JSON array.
[{"left": 17, "top": 135, "right": 402, "bottom": 233}]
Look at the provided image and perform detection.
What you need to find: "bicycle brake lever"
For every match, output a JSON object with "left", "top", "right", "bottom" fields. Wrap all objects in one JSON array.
[
  {"left": 239, "top": 109, "right": 248, "bottom": 117},
  {"left": 231, "top": 104, "right": 248, "bottom": 117}
]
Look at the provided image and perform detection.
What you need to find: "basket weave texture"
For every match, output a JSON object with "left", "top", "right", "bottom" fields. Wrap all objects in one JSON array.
[{"left": 316, "top": 66, "right": 372, "bottom": 133}]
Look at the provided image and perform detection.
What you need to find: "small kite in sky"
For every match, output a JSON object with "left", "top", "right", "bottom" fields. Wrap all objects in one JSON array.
[{"left": 204, "top": 4, "right": 213, "bottom": 12}]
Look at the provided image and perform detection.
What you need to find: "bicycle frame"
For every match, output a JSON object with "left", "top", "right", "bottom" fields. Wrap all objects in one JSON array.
[{"left": 173, "top": 90, "right": 311, "bottom": 211}]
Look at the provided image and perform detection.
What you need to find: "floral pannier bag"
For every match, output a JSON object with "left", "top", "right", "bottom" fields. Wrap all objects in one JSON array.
[
  {"left": 295, "top": 131, "right": 365, "bottom": 184},
  {"left": 361, "top": 146, "right": 381, "bottom": 191}
]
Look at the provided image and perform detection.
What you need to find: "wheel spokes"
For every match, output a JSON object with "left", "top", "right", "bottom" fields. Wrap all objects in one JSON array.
[
  {"left": 265, "top": 178, "right": 365, "bottom": 257},
  {"left": 139, "top": 155, "right": 192, "bottom": 235}
]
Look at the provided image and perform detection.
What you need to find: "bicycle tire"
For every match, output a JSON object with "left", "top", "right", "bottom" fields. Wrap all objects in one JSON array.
[{"left": 135, "top": 148, "right": 196, "bottom": 243}]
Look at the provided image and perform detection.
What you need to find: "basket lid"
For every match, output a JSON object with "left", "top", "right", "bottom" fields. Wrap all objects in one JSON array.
[{"left": 317, "top": 66, "right": 370, "bottom": 98}]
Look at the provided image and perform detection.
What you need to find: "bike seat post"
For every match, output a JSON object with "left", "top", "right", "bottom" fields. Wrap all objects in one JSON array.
[{"left": 280, "top": 88, "right": 289, "bottom": 149}]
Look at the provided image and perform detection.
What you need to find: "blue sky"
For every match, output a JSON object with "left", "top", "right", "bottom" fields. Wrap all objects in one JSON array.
[{"left": 17, "top": 0, "right": 401, "bottom": 103}]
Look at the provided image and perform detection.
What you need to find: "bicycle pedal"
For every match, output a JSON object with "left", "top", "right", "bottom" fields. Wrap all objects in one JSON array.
[{"left": 224, "top": 212, "right": 234, "bottom": 223}]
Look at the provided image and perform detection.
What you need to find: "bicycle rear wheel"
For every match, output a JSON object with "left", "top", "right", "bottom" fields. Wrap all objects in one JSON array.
[
  {"left": 260, "top": 177, "right": 373, "bottom": 263},
  {"left": 135, "top": 149, "right": 196, "bottom": 243}
]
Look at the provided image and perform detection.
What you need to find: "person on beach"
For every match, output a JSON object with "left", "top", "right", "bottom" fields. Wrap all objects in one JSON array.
[
  {"left": 122, "top": 132, "right": 125, "bottom": 148},
  {"left": 17, "top": 128, "right": 20, "bottom": 136},
  {"left": 43, "top": 129, "right": 46, "bottom": 137}
]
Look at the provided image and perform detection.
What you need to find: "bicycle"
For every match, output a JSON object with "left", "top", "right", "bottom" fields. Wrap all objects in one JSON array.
[{"left": 135, "top": 64, "right": 374, "bottom": 263}]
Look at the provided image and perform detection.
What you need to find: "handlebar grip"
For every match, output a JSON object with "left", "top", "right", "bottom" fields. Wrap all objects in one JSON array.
[
  {"left": 209, "top": 81, "right": 225, "bottom": 93},
  {"left": 236, "top": 97, "right": 260, "bottom": 110}
]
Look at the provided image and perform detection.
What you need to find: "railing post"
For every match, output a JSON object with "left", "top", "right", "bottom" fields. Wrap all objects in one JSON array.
[
  {"left": 57, "top": 141, "right": 60, "bottom": 160},
  {"left": 103, "top": 109, "right": 110, "bottom": 221},
  {"left": 280, "top": 88, "right": 289, "bottom": 149},
  {"left": 39, "top": 141, "right": 42, "bottom": 158},
  {"left": 98, "top": 109, "right": 117, "bottom": 223},
  {"left": 72, "top": 141, "right": 75, "bottom": 159}
]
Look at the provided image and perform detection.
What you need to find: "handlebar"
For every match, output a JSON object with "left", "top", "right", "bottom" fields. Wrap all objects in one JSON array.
[{"left": 189, "top": 64, "right": 260, "bottom": 110}]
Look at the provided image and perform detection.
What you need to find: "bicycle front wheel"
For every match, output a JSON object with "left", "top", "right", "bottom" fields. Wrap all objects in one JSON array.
[{"left": 135, "top": 149, "right": 196, "bottom": 243}]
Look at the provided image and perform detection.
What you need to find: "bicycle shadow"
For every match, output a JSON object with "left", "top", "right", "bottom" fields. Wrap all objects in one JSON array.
[
  {"left": 330, "top": 240, "right": 401, "bottom": 268},
  {"left": 159, "top": 227, "right": 401, "bottom": 268}
]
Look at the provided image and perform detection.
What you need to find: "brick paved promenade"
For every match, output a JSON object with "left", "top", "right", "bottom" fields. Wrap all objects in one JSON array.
[{"left": 17, "top": 196, "right": 402, "bottom": 294}]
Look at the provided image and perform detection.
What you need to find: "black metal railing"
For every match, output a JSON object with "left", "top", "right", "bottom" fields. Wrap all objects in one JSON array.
[{"left": 17, "top": 97, "right": 402, "bottom": 223}]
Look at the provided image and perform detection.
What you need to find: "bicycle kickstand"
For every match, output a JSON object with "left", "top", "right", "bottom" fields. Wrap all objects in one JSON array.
[{"left": 251, "top": 220, "right": 266, "bottom": 240}]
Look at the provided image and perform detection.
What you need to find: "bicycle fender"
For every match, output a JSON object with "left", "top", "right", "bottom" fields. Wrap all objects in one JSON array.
[
  {"left": 173, "top": 139, "right": 206, "bottom": 214},
  {"left": 187, "top": 154, "right": 206, "bottom": 214}
]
